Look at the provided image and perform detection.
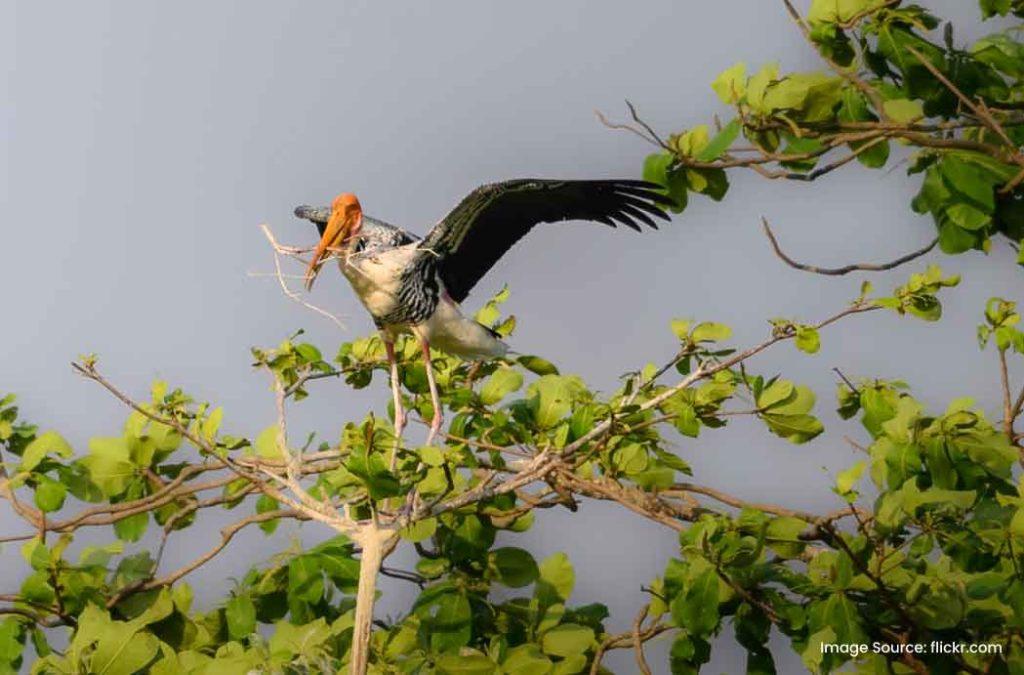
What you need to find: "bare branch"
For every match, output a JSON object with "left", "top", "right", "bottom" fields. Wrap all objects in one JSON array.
[{"left": 762, "top": 218, "right": 938, "bottom": 275}]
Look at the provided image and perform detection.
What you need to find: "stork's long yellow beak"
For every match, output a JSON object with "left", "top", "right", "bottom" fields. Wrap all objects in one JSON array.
[{"left": 304, "top": 193, "right": 362, "bottom": 290}]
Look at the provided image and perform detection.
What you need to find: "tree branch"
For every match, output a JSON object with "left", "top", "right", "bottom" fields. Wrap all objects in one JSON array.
[{"left": 762, "top": 218, "right": 938, "bottom": 275}]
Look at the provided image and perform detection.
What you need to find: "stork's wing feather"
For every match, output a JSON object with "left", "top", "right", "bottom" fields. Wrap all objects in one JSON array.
[{"left": 419, "top": 179, "right": 672, "bottom": 303}]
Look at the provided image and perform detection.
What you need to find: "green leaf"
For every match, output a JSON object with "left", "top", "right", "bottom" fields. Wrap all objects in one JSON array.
[
  {"left": 768, "top": 384, "right": 816, "bottom": 415},
  {"left": 527, "top": 376, "right": 577, "bottom": 429},
  {"left": 200, "top": 406, "right": 223, "bottom": 441},
  {"left": 762, "top": 72, "right": 843, "bottom": 121},
  {"left": 541, "top": 623, "right": 595, "bottom": 658},
  {"left": 946, "top": 203, "right": 991, "bottom": 231},
  {"left": 435, "top": 654, "right": 497, "bottom": 674},
  {"left": 808, "top": 0, "right": 883, "bottom": 23},
  {"left": 882, "top": 98, "right": 924, "bottom": 123},
  {"left": 695, "top": 119, "right": 741, "bottom": 162},
  {"left": 113, "top": 511, "right": 149, "bottom": 543},
  {"left": 516, "top": 355, "right": 559, "bottom": 376},
  {"left": 766, "top": 517, "right": 809, "bottom": 558},
  {"left": 940, "top": 156, "right": 996, "bottom": 212},
  {"left": 20, "top": 431, "right": 73, "bottom": 472},
  {"left": 268, "top": 618, "right": 331, "bottom": 659},
  {"left": 835, "top": 461, "right": 866, "bottom": 499},
  {"left": 801, "top": 627, "right": 836, "bottom": 673},
  {"left": 643, "top": 152, "right": 674, "bottom": 186},
  {"left": 501, "top": 644, "right": 553, "bottom": 674},
  {"left": 652, "top": 447, "right": 692, "bottom": 475},
  {"left": 670, "top": 319, "right": 692, "bottom": 340},
  {"left": 747, "top": 62, "right": 780, "bottom": 111},
  {"left": 762, "top": 412, "right": 824, "bottom": 443},
  {"left": 91, "top": 624, "right": 160, "bottom": 675},
  {"left": 225, "top": 595, "right": 256, "bottom": 640},
  {"left": 480, "top": 368, "right": 523, "bottom": 406},
  {"left": 691, "top": 322, "right": 732, "bottom": 343},
  {"left": 428, "top": 591, "right": 472, "bottom": 653},
  {"left": 673, "top": 402, "right": 700, "bottom": 438},
  {"left": 81, "top": 438, "right": 137, "bottom": 497},
  {"left": 254, "top": 425, "right": 282, "bottom": 459},
  {"left": 673, "top": 568, "right": 720, "bottom": 637},
  {"left": 256, "top": 493, "right": 280, "bottom": 534},
  {"left": 345, "top": 448, "right": 402, "bottom": 499},
  {"left": 33, "top": 475, "right": 67, "bottom": 513},
  {"left": 489, "top": 548, "right": 539, "bottom": 588},
  {"left": 795, "top": 326, "right": 820, "bottom": 354},
  {"left": 757, "top": 380, "right": 794, "bottom": 410},
  {"left": 288, "top": 555, "right": 325, "bottom": 604},
  {"left": 712, "top": 62, "right": 747, "bottom": 104},
  {"left": 537, "top": 552, "right": 575, "bottom": 602},
  {"left": 0, "top": 618, "right": 25, "bottom": 671},
  {"left": 401, "top": 517, "right": 437, "bottom": 543}
]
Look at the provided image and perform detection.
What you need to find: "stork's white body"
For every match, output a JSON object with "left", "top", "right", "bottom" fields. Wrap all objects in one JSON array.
[{"left": 338, "top": 245, "right": 509, "bottom": 360}]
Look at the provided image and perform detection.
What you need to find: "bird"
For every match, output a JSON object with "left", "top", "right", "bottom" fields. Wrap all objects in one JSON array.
[{"left": 294, "top": 179, "right": 673, "bottom": 445}]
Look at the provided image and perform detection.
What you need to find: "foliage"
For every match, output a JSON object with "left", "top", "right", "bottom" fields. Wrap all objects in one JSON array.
[
  {"left": 634, "top": 0, "right": 1024, "bottom": 265},
  {"left": 2, "top": 261, "right": 1021, "bottom": 674}
]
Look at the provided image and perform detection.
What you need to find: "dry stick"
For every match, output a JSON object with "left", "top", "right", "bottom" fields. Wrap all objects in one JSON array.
[
  {"left": 762, "top": 218, "right": 938, "bottom": 276},
  {"left": 670, "top": 482, "right": 868, "bottom": 529},
  {"left": 561, "top": 472, "right": 689, "bottom": 531},
  {"left": 833, "top": 367, "right": 860, "bottom": 395},
  {"left": 259, "top": 224, "right": 348, "bottom": 331},
  {"left": 626, "top": 99, "right": 672, "bottom": 151},
  {"left": 594, "top": 109, "right": 664, "bottom": 149}
]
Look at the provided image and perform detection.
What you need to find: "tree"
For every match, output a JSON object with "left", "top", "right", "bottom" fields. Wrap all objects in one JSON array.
[
  {"left": 617, "top": 0, "right": 1024, "bottom": 268},
  {"left": 2, "top": 1, "right": 1024, "bottom": 674}
]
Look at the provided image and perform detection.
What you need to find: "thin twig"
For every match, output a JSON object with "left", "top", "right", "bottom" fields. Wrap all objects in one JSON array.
[
  {"left": 833, "top": 367, "right": 860, "bottom": 395},
  {"left": 762, "top": 218, "right": 938, "bottom": 275},
  {"left": 259, "top": 223, "right": 347, "bottom": 330},
  {"left": 626, "top": 99, "right": 671, "bottom": 150},
  {"left": 595, "top": 110, "right": 664, "bottom": 148}
]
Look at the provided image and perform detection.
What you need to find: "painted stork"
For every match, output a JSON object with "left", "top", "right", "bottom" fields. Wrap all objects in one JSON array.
[{"left": 295, "top": 179, "right": 672, "bottom": 444}]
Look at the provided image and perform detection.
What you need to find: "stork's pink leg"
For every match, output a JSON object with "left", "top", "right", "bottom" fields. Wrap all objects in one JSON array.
[
  {"left": 417, "top": 335, "right": 443, "bottom": 445},
  {"left": 384, "top": 338, "right": 406, "bottom": 469}
]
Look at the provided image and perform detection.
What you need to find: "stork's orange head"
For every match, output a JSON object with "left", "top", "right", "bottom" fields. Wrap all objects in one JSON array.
[{"left": 304, "top": 192, "right": 363, "bottom": 290}]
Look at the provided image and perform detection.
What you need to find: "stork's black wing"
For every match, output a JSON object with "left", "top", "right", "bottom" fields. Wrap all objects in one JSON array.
[{"left": 419, "top": 179, "right": 672, "bottom": 303}]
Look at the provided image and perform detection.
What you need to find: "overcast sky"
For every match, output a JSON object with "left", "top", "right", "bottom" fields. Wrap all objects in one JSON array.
[{"left": 3, "top": 2, "right": 1021, "bottom": 672}]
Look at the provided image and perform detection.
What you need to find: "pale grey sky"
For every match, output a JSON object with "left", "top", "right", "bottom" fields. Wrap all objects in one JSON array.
[{"left": 3, "top": 2, "right": 1021, "bottom": 672}]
